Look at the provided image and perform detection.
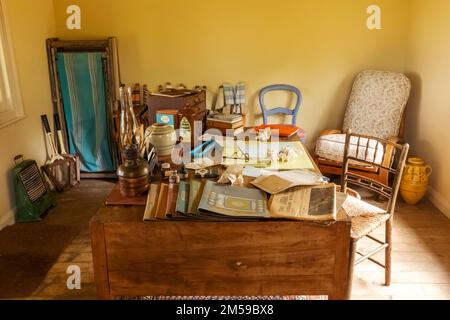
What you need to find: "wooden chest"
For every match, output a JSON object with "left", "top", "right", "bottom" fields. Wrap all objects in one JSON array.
[
  {"left": 90, "top": 207, "right": 353, "bottom": 300},
  {"left": 147, "top": 90, "right": 206, "bottom": 125}
]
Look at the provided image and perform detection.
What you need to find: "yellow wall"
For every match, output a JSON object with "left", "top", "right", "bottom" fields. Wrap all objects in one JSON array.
[
  {"left": 406, "top": 0, "right": 450, "bottom": 218},
  {"left": 0, "top": 0, "right": 56, "bottom": 228},
  {"left": 9, "top": 0, "right": 450, "bottom": 225},
  {"left": 53, "top": 0, "right": 409, "bottom": 147}
]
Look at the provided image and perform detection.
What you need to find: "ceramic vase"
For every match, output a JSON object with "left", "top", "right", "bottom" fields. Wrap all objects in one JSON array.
[
  {"left": 400, "top": 157, "right": 432, "bottom": 205},
  {"left": 144, "top": 124, "right": 177, "bottom": 157}
]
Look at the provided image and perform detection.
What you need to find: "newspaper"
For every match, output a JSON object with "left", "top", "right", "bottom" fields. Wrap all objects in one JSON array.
[
  {"left": 250, "top": 170, "right": 326, "bottom": 194},
  {"left": 268, "top": 184, "right": 337, "bottom": 221}
]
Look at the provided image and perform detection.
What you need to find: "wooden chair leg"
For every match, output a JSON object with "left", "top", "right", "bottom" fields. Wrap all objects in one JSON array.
[
  {"left": 385, "top": 219, "right": 392, "bottom": 286},
  {"left": 347, "top": 239, "right": 358, "bottom": 299}
]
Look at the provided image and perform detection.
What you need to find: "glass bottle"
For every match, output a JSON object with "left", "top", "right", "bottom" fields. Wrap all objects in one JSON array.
[{"left": 169, "top": 170, "right": 180, "bottom": 185}]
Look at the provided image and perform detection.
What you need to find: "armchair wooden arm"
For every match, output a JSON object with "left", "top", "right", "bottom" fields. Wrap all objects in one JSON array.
[
  {"left": 376, "top": 136, "right": 405, "bottom": 186},
  {"left": 319, "top": 129, "right": 342, "bottom": 137},
  {"left": 382, "top": 136, "right": 403, "bottom": 168},
  {"left": 316, "top": 134, "right": 403, "bottom": 188},
  {"left": 387, "top": 136, "right": 405, "bottom": 144}
]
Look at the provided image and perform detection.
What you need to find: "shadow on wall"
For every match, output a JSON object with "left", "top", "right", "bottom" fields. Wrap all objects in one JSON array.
[
  {"left": 404, "top": 71, "right": 423, "bottom": 149},
  {"left": 247, "top": 90, "right": 260, "bottom": 126},
  {"left": 402, "top": 72, "right": 441, "bottom": 194},
  {"left": 315, "top": 73, "right": 356, "bottom": 133},
  {"left": 3, "top": 166, "right": 15, "bottom": 224},
  {"left": 118, "top": 34, "right": 142, "bottom": 83}
]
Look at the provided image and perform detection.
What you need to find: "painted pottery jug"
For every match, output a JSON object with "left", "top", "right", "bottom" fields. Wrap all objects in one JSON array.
[
  {"left": 117, "top": 144, "right": 150, "bottom": 197},
  {"left": 144, "top": 123, "right": 177, "bottom": 157},
  {"left": 400, "top": 157, "right": 432, "bottom": 205}
]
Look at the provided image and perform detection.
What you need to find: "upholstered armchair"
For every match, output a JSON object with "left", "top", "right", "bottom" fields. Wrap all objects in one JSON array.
[{"left": 315, "top": 70, "right": 411, "bottom": 186}]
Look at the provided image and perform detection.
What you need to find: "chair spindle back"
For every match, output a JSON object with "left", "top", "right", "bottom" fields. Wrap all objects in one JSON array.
[{"left": 341, "top": 131, "right": 409, "bottom": 215}]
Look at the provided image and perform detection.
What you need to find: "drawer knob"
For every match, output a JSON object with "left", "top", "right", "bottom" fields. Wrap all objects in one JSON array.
[{"left": 234, "top": 261, "right": 248, "bottom": 269}]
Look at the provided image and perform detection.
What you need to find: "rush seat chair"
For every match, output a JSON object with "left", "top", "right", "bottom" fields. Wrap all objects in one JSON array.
[{"left": 340, "top": 131, "right": 409, "bottom": 287}]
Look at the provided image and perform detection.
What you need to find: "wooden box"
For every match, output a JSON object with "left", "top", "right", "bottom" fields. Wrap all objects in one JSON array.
[
  {"left": 90, "top": 207, "right": 353, "bottom": 300},
  {"left": 156, "top": 109, "right": 179, "bottom": 129},
  {"left": 148, "top": 90, "right": 206, "bottom": 125}
]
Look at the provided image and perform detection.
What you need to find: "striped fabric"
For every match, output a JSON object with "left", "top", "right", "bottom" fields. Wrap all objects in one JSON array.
[
  {"left": 223, "top": 84, "right": 236, "bottom": 106},
  {"left": 235, "top": 82, "right": 246, "bottom": 105},
  {"left": 57, "top": 52, "right": 114, "bottom": 173}
]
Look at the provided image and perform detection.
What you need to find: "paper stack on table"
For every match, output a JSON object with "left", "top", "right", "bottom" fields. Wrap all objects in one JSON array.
[
  {"left": 268, "top": 184, "right": 337, "bottom": 222},
  {"left": 249, "top": 169, "right": 326, "bottom": 194},
  {"left": 247, "top": 168, "right": 336, "bottom": 221}
]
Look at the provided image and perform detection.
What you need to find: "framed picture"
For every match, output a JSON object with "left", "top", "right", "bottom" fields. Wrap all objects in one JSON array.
[{"left": 156, "top": 109, "right": 179, "bottom": 128}]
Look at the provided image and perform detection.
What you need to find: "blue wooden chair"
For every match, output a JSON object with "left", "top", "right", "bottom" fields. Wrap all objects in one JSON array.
[{"left": 259, "top": 84, "right": 306, "bottom": 141}]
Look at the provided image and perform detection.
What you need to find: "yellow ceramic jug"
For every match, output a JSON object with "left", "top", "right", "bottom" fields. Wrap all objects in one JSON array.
[{"left": 400, "top": 157, "right": 432, "bottom": 205}]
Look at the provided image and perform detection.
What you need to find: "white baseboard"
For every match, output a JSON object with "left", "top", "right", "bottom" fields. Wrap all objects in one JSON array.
[
  {"left": 0, "top": 208, "right": 15, "bottom": 231},
  {"left": 428, "top": 187, "right": 450, "bottom": 219}
]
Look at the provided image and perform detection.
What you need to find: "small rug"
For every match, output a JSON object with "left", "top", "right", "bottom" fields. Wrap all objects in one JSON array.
[{"left": 120, "top": 296, "right": 327, "bottom": 300}]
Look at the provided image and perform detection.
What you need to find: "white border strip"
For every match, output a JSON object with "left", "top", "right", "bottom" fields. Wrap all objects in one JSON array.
[
  {"left": 0, "top": 207, "right": 15, "bottom": 231},
  {"left": 0, "top": 0, "right": 25, "bottom": 128},
  {"left": 428, "top": 187, "right": 450, "bottom": 219}
]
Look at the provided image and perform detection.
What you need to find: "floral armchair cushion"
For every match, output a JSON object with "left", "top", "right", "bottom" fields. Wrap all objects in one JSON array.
[{"left": 342, "top": 70, "right": 411, "bottom": 140}]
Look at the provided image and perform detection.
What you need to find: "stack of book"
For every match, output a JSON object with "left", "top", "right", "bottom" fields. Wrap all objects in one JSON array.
[
  {"left": 143, "top": 180, "right": 268, "bottom": 221},
  {"left": 206, "top": 113, "right": 245, "bottom": 135},
  {"left": 143, "top": 178, "right": 337, "bottom": 222}
]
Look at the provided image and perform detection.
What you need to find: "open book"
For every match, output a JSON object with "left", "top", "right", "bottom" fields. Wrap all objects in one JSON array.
[{"left": 198, "top": 181, "right": 269, "bottom": 219}]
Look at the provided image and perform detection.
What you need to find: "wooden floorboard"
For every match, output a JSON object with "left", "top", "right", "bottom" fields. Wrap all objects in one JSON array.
[{"left": 0, "top": 179, "right": 449, "bottom": 300}]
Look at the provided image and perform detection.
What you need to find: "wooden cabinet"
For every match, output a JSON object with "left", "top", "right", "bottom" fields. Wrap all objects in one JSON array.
[
  {"left": 147, "top": 90, "right": 206, "bottom": 125},
  {"left": 90, "top": 207, "right": 353, "bottom": 300}
]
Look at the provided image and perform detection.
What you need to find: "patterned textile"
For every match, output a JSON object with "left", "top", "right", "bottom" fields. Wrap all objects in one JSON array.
[
  {"left": 120, "top": 296, "right": 327, "bottom": 301},
  {"left": 339, "top": 195, "right": 389, "bottom": 240},
  {"left": 57, "top": 52, "right": 114, "bottom": 173},
  {"left": 342, "top": 70, "right": 411, "bottom": 139},
  {"left": 315, "top": 134, "right": 385, "bottom": 165},
  {"left": 235, "top": 82, "right": 247, "bottom": 105},
  {"left": 223, "top": 84, "right": 236, "bottom": 106}
]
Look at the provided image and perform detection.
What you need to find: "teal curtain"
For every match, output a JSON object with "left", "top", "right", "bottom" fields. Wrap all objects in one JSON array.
[{"left": 57, "top": 52, "right": 114, "bottom": 173}]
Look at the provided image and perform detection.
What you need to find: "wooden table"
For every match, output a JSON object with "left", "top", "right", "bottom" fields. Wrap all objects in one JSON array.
[{"left": 90, "top": 133, "right": 353, "bottom": 300}]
